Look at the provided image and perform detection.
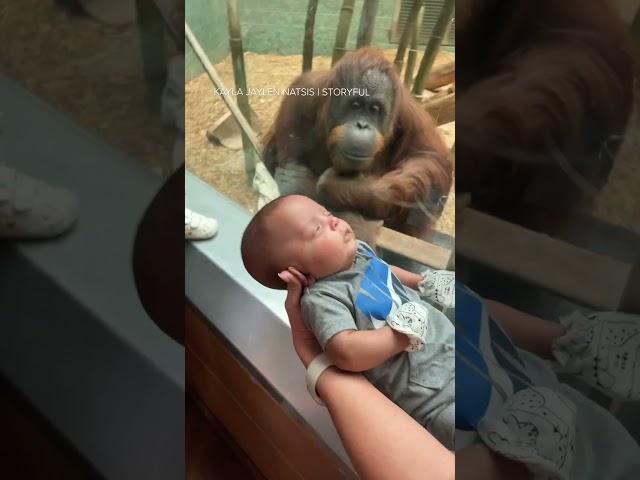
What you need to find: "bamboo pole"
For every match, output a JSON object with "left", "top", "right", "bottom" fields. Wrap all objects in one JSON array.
[
  {"left": 631, "top": 7, "right": 640, "bottom": 45},
  {"left": 302, "top": 0, "right": 320, "bottom": 72},
  {"left": 331, "top": 0, "right": 356, "bottom": 66},
  {"left": 393, "top": 0, "right": 423, "bottom": 73},
  {"left": 404, "top": 5, "right": 424, "bottom": 87},
  {"left": 136, "top": 0, "right": 168, "bottom": 111},
  {"left": 356, "top": 0, "right": 380, "bottom": 49},
  {"left": 226, "top": 0, "right": 255, "bottom": 183},
  {"left": 423, "top": 89, "right": 455, "bottom": 125},
  {"left": 185, "top": 22, "right": 262, "bottom": 157},
  {"left": 412, "top": 0, "right": 454, "bottom": 100}
]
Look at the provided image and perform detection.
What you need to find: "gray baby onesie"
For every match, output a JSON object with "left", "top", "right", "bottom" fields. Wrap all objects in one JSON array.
[{"left": 301, "top": 241, "right": 455, "bottom": 449}]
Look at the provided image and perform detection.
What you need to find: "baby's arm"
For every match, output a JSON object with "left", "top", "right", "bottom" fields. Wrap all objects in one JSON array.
[
  {"left": 390, "top": 265, "right": 422, "bottom": 289},
  {"left": 325, "top": 327, "right": 409, "bottom": 372},
  {"left": 394, "top": 265, "right": 455, "bottom": 308},
  {"left": 485, "top": 299, "right": 566, "bottom": 359}
]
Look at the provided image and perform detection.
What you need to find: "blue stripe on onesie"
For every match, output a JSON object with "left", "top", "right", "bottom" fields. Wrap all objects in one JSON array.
[
  {"left": 456, "top": 283, "right": 533, "bottom": 429},
  {"left": 354, "top": 244, "right": 394, "bottom": 320},
  {"left": 456, "top": 283, "right": 492, "bottom": 430}
]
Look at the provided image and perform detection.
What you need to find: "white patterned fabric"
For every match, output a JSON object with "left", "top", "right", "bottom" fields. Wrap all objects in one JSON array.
[
  {"left": 418, "top": 268, "right": 455, "bottom": 308},
  {"left": 456, "top": 285, "right": 640, "bottom": 479},
  {"left": 477, "top": 386, "right": 577, "bottom": 480},
  {"left": 0, "top": 164, "right": 78, "bottom": 239},
  {"left": 387, "top": 301, "right": 429, "bottom": 352},
  {"left": 552, "top": 311, "right": 640, "bottom": 401}
]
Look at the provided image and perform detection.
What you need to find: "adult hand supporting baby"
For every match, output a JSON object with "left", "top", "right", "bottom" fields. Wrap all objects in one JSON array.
[{"left": 278, "top": 267, "right": 320, "bottom": 368}]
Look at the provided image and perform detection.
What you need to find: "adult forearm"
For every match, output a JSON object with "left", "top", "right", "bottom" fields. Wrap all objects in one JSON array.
[{"left": 316, "top": 368, "right": 454, "bottom": 480}]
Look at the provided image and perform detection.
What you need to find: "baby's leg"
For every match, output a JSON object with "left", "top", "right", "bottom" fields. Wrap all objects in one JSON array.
[
  {"left": 485, "top": 299, "right": 566, "bottom": 359},
  {"left": 457, "top": 444, "right": 531, "bottom": 480}
]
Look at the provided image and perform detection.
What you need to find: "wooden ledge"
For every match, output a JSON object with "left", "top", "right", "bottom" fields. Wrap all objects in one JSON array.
[
  {"left": 186, "top": 305, "right": 356, "bottom": 480},
  {"left": 457, "top": 208, "right": 633, "bottom": 310},
  {"left": 376, "top": 226, "right": 452, "bottom": 270}
]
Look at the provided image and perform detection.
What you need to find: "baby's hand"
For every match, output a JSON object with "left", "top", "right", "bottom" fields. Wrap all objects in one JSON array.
[{"left": 278, "top": 267, "right": 319, "bottom": 367}]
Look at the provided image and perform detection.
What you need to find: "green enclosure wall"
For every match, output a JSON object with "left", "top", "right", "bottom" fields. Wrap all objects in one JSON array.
[
  {"left": 186, "top": 0, "right": 229, "bottom": 80},
  {"left": 186, "top": 0, "right": 400, "bottom": 80}
]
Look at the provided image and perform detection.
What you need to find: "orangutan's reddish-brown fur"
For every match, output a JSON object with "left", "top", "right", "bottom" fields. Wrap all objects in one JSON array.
[
  {"left": 456, "top": 0, "right": 635, "bottom": 226},
  {"left": 264, "top": 48, "right": 453, "bottom": 236}
]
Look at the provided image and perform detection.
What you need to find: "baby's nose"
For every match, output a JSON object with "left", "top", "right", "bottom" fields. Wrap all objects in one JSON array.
[{"left": 329, "top": 216, "right": 340, "bottom": 230}]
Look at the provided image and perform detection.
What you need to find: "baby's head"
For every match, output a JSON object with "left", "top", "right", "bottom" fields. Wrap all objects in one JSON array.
[{"left": 241, "top": 195, "right": 357, "bottom": 289}]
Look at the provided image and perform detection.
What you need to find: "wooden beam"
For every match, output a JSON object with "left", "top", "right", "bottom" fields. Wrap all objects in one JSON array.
[
  {"left": 423, "top": 90, "right": 455, "bottom": 126},
  {"left": 186, "top": 395, "right": 265, "bottom": 479},
  {"left": 185, "top": 22, "right": 263, "bottom": 158},
  {"left": 456, "top": 208, "right": 633, "bottom": 310},
  {"left": 376, "top": 226, "right": 452, "bottom": 270},
  {"left": 426, "top": 60, "right": 455, "bottom": 90}
]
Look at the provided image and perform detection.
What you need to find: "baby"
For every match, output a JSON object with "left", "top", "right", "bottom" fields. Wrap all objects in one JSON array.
[
  {"left": 241, "top": 194, "right": 456, "bottom": 449},
  {"left": 242, "top": 194, "right": 640, "bottom": 479}
]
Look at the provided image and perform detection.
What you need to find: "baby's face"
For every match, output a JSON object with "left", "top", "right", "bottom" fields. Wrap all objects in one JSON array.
[{"left": 273, "top": 196, "right": 357, "bottom": 280}]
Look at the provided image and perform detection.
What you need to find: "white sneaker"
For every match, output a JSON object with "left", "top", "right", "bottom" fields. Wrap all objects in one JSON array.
[
  {"left": 185, "top": 208, "right": 218, "bottom": 240},
  {"left": 552, "top": 311, "right": 640, "bottom": 401},
  {"left": 0, "top": 164, "right": 79, "bottom": 239}
]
